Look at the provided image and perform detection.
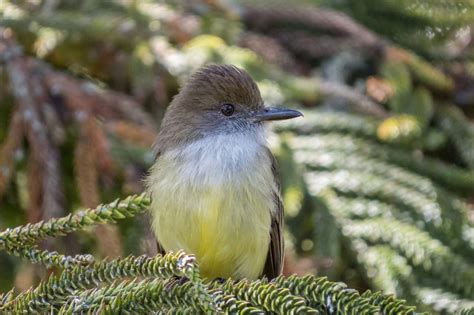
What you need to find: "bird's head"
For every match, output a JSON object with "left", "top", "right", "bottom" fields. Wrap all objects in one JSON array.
[{"left": 155, "top": 64, "right": 302, "bottom": 152}]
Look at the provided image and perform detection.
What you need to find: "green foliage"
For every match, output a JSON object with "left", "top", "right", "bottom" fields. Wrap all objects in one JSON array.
[
  {"left": 276, "top": 111, "right": 474, "bottom": 194},
  {"left": 0, "top": 196, "right": 417, "bottom": 314},
  {"left": 436, "top": 104, "right": 474, "bottom": 170},
  {"left": 2, "top": 0, "right": 474, "bottom": 313},
  {"left": 275, "top": 109, "right": 474, "bottom": 314},
  {"left": 323, "top": 0, "right": 474, "bottom": 57},
  {"left": 381, "top": 61, "right": 435, "bottom": 128},
  {"left": 0, "top": 194, "right": 149, "bottom": 248}
]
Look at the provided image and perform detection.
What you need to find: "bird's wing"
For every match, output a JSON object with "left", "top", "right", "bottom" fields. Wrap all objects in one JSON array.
[
  {"left": 156, "top": 240, "right": 166, "bottom": 255},
  {"left": 261, "top": 148, "right": 284, "bottom": 279},
  {"left": 151, "top": 150, "right": 167, "bottom": 256}
]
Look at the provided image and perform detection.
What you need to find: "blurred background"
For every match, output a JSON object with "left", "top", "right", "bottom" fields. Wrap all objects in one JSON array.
[{"left": 1, "top": 1, "right": 474, "bottom": 313}]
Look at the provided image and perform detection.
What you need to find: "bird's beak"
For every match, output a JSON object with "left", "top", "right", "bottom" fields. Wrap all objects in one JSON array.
[{"left": 253, "top": 107, "right": 303, "bottom": 122}]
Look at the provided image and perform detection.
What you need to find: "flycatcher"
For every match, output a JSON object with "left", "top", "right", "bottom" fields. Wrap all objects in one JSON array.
[{"left": 146, "top": 64, "right": 302, "bottom": 280}]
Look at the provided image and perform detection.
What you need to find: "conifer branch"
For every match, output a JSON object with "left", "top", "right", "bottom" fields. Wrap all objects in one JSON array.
[
  {"left": 361, "top": 291, "right": 417, "bottom": 315},
  {"left": 436, "top": 104, "right": 474, "bottom": 170},
  {"left": 209, "top": 288, "right": 264, "bottom": 314},
  {"left": 273, "top": 274, "right": 380, "bottom": 314},
  {"left": 275, "top": 110, "right": 381, "bottom": 140},
  {"left": 0, "top": 191, "right": 419, "bottom": 313},
  {"left": 313, "top": 189, "right": 474, "bottom": 299},
  {"left": 340, "top": 217, "right": 474, "bottom": 299},
  {"left": 415, "top": 284, "right": 474, "bottom": 314},
  {"left": 216, "top": 278, "right": 319, "bottom": 314},
  {"left": 306, "top": 170, "right": 474, "bottom": 257},
  {"left": 277, "top": 115, "right": 474, "bottom": 193},
  {"left": 0, "top": 194, "right": 150, "bottom": 249},
  {"left": 58, "top": 278, "right": 205, "bottom": 314},
  {"left": 3, "top": 245, "right": 95, "bottom": 270},
  {"left": 384, "top": 47, "right": 455, "bottom": 92},
  {"left": 2, "top": 251, "right": 206, "bottom": 313}
]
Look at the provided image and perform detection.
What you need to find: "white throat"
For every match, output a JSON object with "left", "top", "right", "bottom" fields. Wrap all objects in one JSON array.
[{"left": 162, "top": 127, "right": 269, "bottom": 186}]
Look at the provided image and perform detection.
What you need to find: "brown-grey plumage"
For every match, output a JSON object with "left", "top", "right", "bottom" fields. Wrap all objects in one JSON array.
[
  {"left": 148, "top": 64, "right": 301, "bottom": 280},
  {"left": 153, "top": 65, "right": 264, "bottom": 156},
  {"left": 262, "top": 149, "right": 284, "bottom": 279}
]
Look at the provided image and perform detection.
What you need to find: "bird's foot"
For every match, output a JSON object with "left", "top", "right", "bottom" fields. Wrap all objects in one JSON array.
[
  {"left": 164, "top": 276, "right": 189, "bottom": 292},
  {"left": 214, "top": 277, "right": 227, "bottom": 285}
]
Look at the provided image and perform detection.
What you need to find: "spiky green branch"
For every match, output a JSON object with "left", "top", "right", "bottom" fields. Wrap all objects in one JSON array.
[
  {"left": 313, "top": 190, "right": 474, "bottom": 300},
  {"left": 0, "top": 194, "right": 149, "bottom": 249},
  {"left": 1, "top": 251, "right": 207, "bottom": 314},
  {"left": 276, "top": 115, "right": 474, "bottom": 193},
  {"left": 216, "top": 278, "right": 318, "bottom": 314}
]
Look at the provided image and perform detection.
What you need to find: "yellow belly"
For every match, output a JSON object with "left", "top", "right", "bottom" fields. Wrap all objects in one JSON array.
[
  {"left": 147, "top": 144, "right": 276, "bottom": 279},
  {"left": 150, "top": 184, "right": 272, "bottom": 279}
]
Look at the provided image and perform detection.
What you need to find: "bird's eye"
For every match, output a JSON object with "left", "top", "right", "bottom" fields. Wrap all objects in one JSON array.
[{"left": 221, "top": 103, "right": 235, "bottom": 116}]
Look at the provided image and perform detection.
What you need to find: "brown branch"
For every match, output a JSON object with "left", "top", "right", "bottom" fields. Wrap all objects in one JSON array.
[
  {"left": 0, "top": 110, "right": 23, "bottom": 198},
  {"left": 88, "top": 120, "right": 115, "bottom": 183},
  {"left": 74, "top": 115, "right": 100, "bottom": 209},
  {"left": 242, "top": 6, "right": 384, "bottom": 48},
  {"left": 27, "top": 60, "right": 64, "bottom": 221},
  {"left": 27, "top": 152, "right": 43, "bottom": 223},
  {"left": 74, "top": 115, "right": 122, "bottom": 258},
  {"left": 40, "top": 101, "right": 66, "bottom": 146},
  {"left": 274, "top": 31, "right": 377, "bottom": 59},
  {"left": 44, "top": 71, "right": 155, "bottom": 129},
  {"left": 238, "top": 32, "right": 304, "bottom": 73},
  {"left": 105, "top": 120, "right": 156, "bottom": 147},
  {"left": 1, "top": 29, "right": 62, "bottom": 224},
  {"left": 3, "top": 32, "right": 64, "bottom": 221}
]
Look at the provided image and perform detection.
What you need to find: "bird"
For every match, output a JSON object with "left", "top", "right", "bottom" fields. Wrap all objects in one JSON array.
[{"left": 146, "top": 64, "right": 302, "bottom": 280}]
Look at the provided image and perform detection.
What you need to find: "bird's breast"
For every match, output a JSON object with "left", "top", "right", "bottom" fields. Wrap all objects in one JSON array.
[{"left": 147, "top": 132, "right": 277, "bottom": 279}]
